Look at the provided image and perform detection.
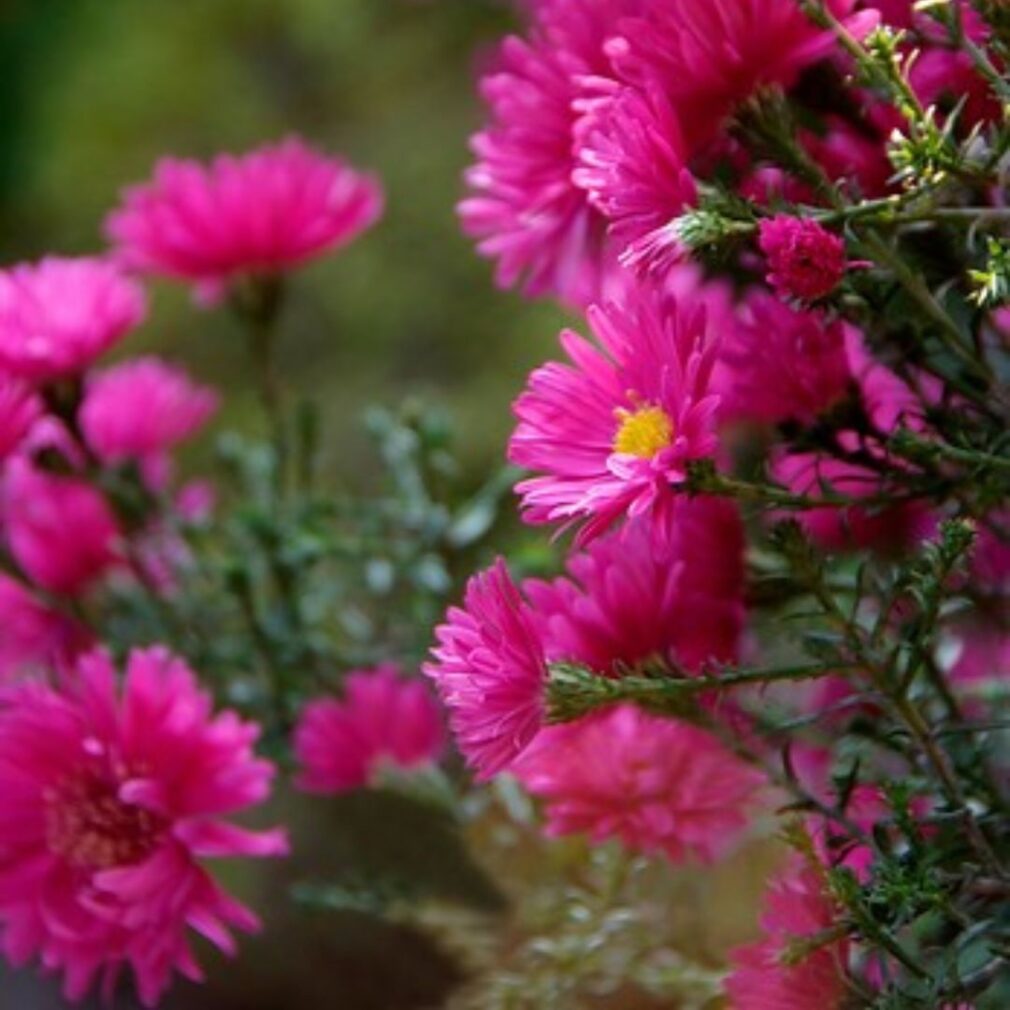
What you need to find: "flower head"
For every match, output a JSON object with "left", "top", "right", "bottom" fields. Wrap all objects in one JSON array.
[
  {"left": 523, "top": 501, "right": 745, "bottom": 674},
  {"left": 425, "top": 559, "right": 548, "bottom": 780},
  {"left": 725, "top": 863, "right": 850, "bottom": 1010},
  {"left": 758, "top": 216, "right": 848, "bottom": 301},
  {"left": 80, "top": 357, "right": 219, "bottom": 489},
  {"left": 714, "top": 294, "right": 853, "bottom": 426},
  {"left": 0, "top": 646, "right": 287, "bottom": 1006},
  {"left": 514, "top": 704, "right": 764, "bottom": 862},
  {"left": 106, "top": 138, "right": 383, "bottom": 301},
  {"left": 0, "top": 258, "right": 146, "bottom": 381},
  {"left": 509, "top": 281, "right": 721, "bottom": 542},
  {"left": 1, "top": 457, "right": 121, "bottom": 596},
  {"left": 295, "top": 664, "right": 445, "bottom": 794}
]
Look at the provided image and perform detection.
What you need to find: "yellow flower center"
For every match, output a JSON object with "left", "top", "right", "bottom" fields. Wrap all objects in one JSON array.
[{"left": 613, "top": 403, "right": 674, "bottom": 459}]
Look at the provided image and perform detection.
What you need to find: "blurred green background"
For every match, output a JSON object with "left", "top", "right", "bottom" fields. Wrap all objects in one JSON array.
[{"left": 0, "top": 1, "right": 576, "bottom": 1007}]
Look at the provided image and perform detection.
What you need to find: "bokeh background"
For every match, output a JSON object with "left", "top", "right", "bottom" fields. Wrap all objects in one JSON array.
[{"left": 0, "top": 3, "right": 773, "bottom": 1007}]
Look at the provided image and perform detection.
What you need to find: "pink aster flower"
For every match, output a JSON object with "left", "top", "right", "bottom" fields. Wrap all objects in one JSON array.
[
  {"left": 513, "top": 704, "right": 764, "bottom": 863},
  {"left": 459, "top": 0, "right": 641, "bottom": 305},
  {"left": 523, "top": 502, "right": 745, "bottom": 675},
  {"left": 0, "top": 372, "right": 42, "bottom": 461},
  {"left": 725, "top": 862, "right": 850, "bottom": 1010},
  {"left": 0, "top": 257, "right": 146, "bottom": 382},
  {"left": 574, "top": 83, "right": 698, "bottom": 275},
  {"left": 607, "top": 0, "right": 878, "bottom": 152},
  {"left": 714, "top": 294, "right": 853, "bottom": 426},
  {"left": 1, "top": 456, "right": 121, "bottom": 596},
  {"left": 425, "top": 559, "right": 548, "bottom": 779},
  {"left": 294, "top": 664, "right": 445, "bottom": 794},
  {"left": 0, "top": 646, "right": 287, "bottom": 1006},
  {"left": 758, "top": 216, "right": 848, "bottom": 301},
  {"left": 509, "top": 282, "right": 721, "bottom": 543},
  {"left": 0, "top": 574, "right": 91, "bottom": 682},
  {"left": 106, "top": 138, "right": 383, "bottom": 302},
  {"left": 80, "top": 357, "right": 219, "bottom": 490}
]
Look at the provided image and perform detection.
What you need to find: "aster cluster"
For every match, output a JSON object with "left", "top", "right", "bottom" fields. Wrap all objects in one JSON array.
[{"left": 433, "top": 0, "right": 1010, "bottom": 1006}]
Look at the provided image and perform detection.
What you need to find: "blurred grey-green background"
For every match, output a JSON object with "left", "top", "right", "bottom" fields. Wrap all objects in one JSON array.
[{"left": 0, "top": 1, "right": 568, "bottom": 1007}]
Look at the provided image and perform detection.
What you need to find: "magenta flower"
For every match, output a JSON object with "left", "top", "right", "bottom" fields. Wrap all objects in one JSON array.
[
  {"left": 80, "top": 356, "right": 219, "bottom": 490},
  {"left": 725, "top": 862, "right": 850, "bottom": 1010},
  {"left": 0, "top": 258, "right": 146, "bottom": 382},
  {"left": 758, "top": 216, "right": 848, "bottom": 301},
  {"left": 425, "top": 559, "right": 548, "bottom": 780},
  {"left": 295, "top": 664, "right": 445, "bottom": 794},
  {"left": 106, "top": 138, "right": 383, "bottom": 301},
  {"left": 509, "top": 283, "right": 720, "bottom": 543},
  {"left": 0, "top": 574, "right": 91, "bottom": 682},
  {"left": 575, "top": 84, "right": 698, "bottom": 275},
  {"left": 1, "top": 457, "right": 121, "bottom": 596},
  {"left": 0, "top": 372, "right": 42, "bottom": 461},
  {"left": 459, "top": 1, "right": 640, "bottom": 304},
  {"left": 523, "top": 503, "right": 745, "bottom": 675},
  {"left": 608, "top": 0, "right": 877, "bottom": 152},
  {"left": 714, "top": 294, "right": 853, "bottom": 426},
  {"left": 0, "top": 646, "right": 287, "bottom": 1006},
  {"left": 513, "top": 704, "right": 764, "bottom": 863}
]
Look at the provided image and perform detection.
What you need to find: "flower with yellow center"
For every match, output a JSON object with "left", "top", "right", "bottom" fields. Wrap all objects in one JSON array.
[{"left": 613, "top": 402, "right": 674, "bottom": 459}]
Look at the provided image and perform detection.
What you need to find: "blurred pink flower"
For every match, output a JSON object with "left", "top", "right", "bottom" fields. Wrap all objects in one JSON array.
[
  {"left": 0, "top": 372, "right": 42, "bottom": 461},
  {"left": 80, "top": 356, "right": 218, "bottom": 490},
  {"left": 0, "top": 574, "right": 91, "bottom": 681},
  {"left": 1, "top": 457, "right": 121, "bottom": 596},
  {"left": 295, "top": 664, "right": 444, "bottom": 794},
  {"left": 715, "top": 295, "right": 853, "bottom": 426},
  {"left": 509, "top": 282, "right": 720, "bottom": 543},
  {"left": 523, "top": 502, "right": 745, "bottom": 674},
  {"left": 725, "top": 862, "right": 849, "bottom": 1010},
  {"left": 425, "top": 559, "right": 547, "bottom": 780},
  {"left": 106, "top": 138, "right": 383, "bottom": 301},
  {"left": 514, "top": 704, "right": 764, "bottom": 862},
  {"left": 0, "top": 257, "right": 146, "bottom": 381},
  {"left": 758, "top": 216, "right": 847, "bottom": 301},
  {"left": 0, "top": 646, "right": 287, "bottom": 1006},
  {"left": 607, "top": 0, "right": 877, "bottom": 152}
]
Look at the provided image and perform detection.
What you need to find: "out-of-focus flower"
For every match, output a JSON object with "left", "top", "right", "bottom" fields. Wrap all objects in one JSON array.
[
  {"left": 106, "top": 138, "right": 383, "bottom": 302},
  {"left": 425, "top": 559, "right": 547, "bottom": 779},
  {"left": 758, "top": 216, "right": 847, "bottom": 301},
  {"left": 0, "top": 258, "right": 146, "bottom": 381},
  {"left": 725, "top": 862, "right": 850, "bottom": 1010},
  {"left": 0, "top": 646, "right": 287, "bottom": 1006},
  {"left": 80, "top": 356, "right": 219, "bottom": 490},
  {"left": 607, "top": 0, "right": 877, "bottom": 152},
  {"left": 1, "top": 457, "right": 121, "bottom": 596},
  {"left": 0, "top": 574, "right": 90, "bottom": 681},
  {"left": 514, "top": 704, "right": 764, "bottom": 862},
  {"left": 295, "top": 664, "right": 444, "bottom": 794},
  {"left": 772, "top": 450, "right": 933, "bottom": 553},
  {"left": 509, "top": 282, "right": 720, "bottom": 543},
  {"left": 523, "top": 502, "right": 745, "bottom": 674},
  {"left": 715, "top": 294, "right": 853, "bottom": 426},
  {"left": 0, "top": 373, "right": 42, "bottom": 461}
]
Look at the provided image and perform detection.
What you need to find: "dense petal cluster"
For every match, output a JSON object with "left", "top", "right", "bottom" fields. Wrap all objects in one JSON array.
[
  {"left": 295, "top": 664, "right": 444, "bottom": 794},
  {"left": 425, "top": 560, "right": 548, "bottom": 779},
  {"left": 106, "top": 138, "right": 383, "bottom": 300},
  {"left": 0, "top": 647, "right": 287, "bottom": 1006},
  {"left": 513, "top": 704, "right": 764, "bottom": 862},
  {"left": 0, "top": 258, "right": 146, "bottom": 381},
  {"left": 510, "top": 282, "right": 720, "bottom": 542},
  {"left": 757, "top": 216, "right": 848, "bottom": 301}
]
